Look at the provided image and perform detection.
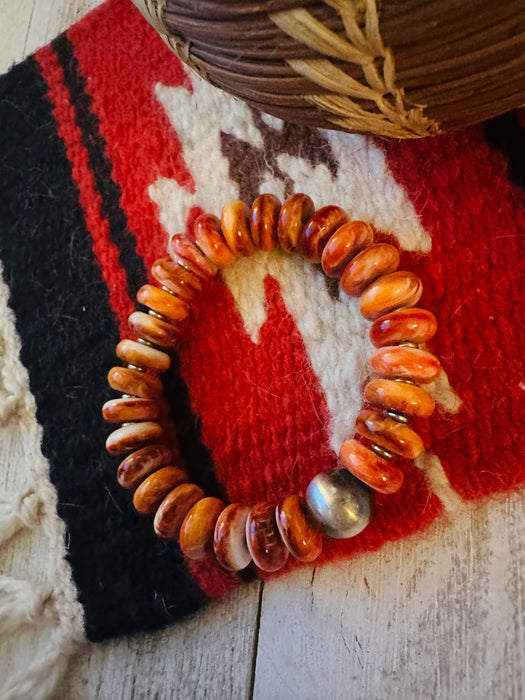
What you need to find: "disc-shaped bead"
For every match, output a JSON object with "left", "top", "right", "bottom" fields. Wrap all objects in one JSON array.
[
  {"left": 246, "top": 502, "right": 289, "bottom": 572},
  {"left": 359, "top": 271, "right": 423, "bottom": 321},
  {"left": 369, "top": 308, "right": 438, "bottom": 348},
  {"left": 154, "top": 483, "right": 205, "bottom": 540},
  {"left": 179, "top": 497, "right": 226, "bottom": 560},
  {"left": 277, "top": 193, "right": 315, "bottom": 252},
  {"left": 151, "top": 257, "right": 202, "bottom": 302},
  {"left": 340, "top": 243, "right": 400, "bottom": 296},
  {"left": 321, "top": 220, "right": 374, "bottom": 277},
  {"left": 116, "top": 339, "right": 171, "bottom": 372},
  {"left": 169, "top": 233, "right": 218, "bottom": 278},
  {"left": 194, "top": 213, "right": 236, "bottom": 267},
  {"left": 128, "top": 311, "right": 178, "bottom": 348},
  {"left": 117, "top": 443, "right": 172, "bottom": 490},
  {"left": 107, "top": 366, "right": 163, "bottom": 399},
  {"left": 133, "top": 466, "right": 189, "bottom": 515},
  {"left": 298, "top": 205, "right": 348, "bottom": 262},
  {"left": 250, "top": 193, "right": 281, "bottom": 250},
  {"left": 136, "top": 284, "right": 189, "bottom": 324},
  {"left": 275, "top": 494, "right": 323, "bottom": 562},
  {"left": 102, "top": 397, "right": 160, "bottom": 423},
  {"left": 364, "top": 378, "right": 436, "bottom": 418},
  {"left": 339, "top": 439, "right": 404, "bottom": 494},
  {"left": 370, "top": 346, "right": 442, "bottom": 383},
  {"left": 213, "top": 503, "right": 252, "bottom": 572},
  {"left": 355, "top": 408, "right": 424, "bottom": 459},
  {"left": 221, "top": 199, "right": 256, "bottom": 256},
  {"left": 305, "top": 468, "right": 372, "bottom": 539},
  {"left": 106, "top": 421, "right": 164, "bottom": 455}
]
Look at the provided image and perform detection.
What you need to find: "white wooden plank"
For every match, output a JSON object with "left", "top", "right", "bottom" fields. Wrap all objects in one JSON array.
[{"left": 253, "top": 494, "right": 525, "bottom": 700}]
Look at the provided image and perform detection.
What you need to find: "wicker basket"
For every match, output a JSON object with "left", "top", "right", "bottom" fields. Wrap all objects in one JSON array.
[{"left": 131, "top": 0, "right": 525, "bottom": 138}]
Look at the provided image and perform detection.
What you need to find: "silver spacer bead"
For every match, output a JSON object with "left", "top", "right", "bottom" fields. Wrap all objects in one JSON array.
[
  {"left": 148, "top": 309, "right": 168, "bottom": 322},
  {"left": 173, "top": 255, "right": 195, "bottom": 275},
  {"left": 120, "top": 394, "right": 134, "bottom": 399},
  {"left": 393, "top": 376, "right": 416, "bottom": 386},
  {"left": 397, "top": 341, "right": 418, "bottom": 348},
  {"left": 127, "top": 363, "right": 145, "bottom": 373},
  {"left": 161, "top": 285, "right": 178, "bottom": 298},
  {"left": 371, "top": 443, "right": 394, "bottom": 460},
  {"left": 137, "top": 335, "right": 169, "bottom": 352},
  {"left": 305, "top": 468, "right": 372, "bottom": 539},
  {"left": 384, "top": 410, "right": 409, "bottom": 424}
]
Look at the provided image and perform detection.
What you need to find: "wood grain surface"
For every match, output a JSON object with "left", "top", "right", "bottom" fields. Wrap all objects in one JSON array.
[{"left": 1, "top": 2, "right": 524, "bottom": 698}]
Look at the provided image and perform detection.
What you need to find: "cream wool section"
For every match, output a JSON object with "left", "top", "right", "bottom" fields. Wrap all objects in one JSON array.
[
  {"left": 0, "top": 267, "right": 85, "bottom": 700},
  {"left": 149, "top": 69, "right": 463, "bottom": 515}
]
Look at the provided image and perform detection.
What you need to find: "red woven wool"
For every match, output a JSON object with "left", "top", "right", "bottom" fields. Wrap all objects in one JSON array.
[{"left": 383, "top": 130, "right": 525, "bottom": 500}]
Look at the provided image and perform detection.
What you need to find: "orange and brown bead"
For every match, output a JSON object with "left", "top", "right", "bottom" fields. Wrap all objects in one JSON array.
[
  {"left": 106, "top": 421, "right": 164, "bottom": 455},
  {"left": 370, "top": 346, "right": 442, "bottom": 384},
  {"left": 277, "top": 193, "right": 315, "bottom": 252},
  {"left": 321, "top": 220, "right": 375, "bottom": 277},
  {"left": 359, "top": 271, "right": 423, "bottom": 321},
  {"left": 116, "top": 339, "right": 171, "bottom": 373},
  {"left": 107, "top": 366, "right": 163, "bottom": 399},
  {"left": 355, "top": 408, "right": 424, "bottom": 460},
  {"left": 133, "top": 465, "right": 189, "bottom": 515},
  {"left": 250, "top": 193, "right": 281, "bottom": 250},
  {"left": 221, "top": 199, "right": 256, "bottom": 257},
  {"left": 179, "top": 497, "right": 226, "bottom": 560},
  {"left": 298, "top": 205, "right": 348, "bottom": 263},
  {"left": 194, "top": 213, "right": 236, "bottom": 267},
  {"left": 117, "top": 443, "right": 172, "bottom": 490},
  {"left": 340, "top": 243, "right": 400, "bottom": 297},
  {"left": 154, "top": 482, "right": 205, "bottom": 540},
  {"left": 364, "top": 378, "right": 436, "bottom": 419},
  {"left": 339, "top": 439, "right": 404, "bottom": 494},
  {"left": 369, "top": 308, "right": 438, "bottom": 348},
  {"left": 275, "top": 494, "right": 323, "bottom": 562}
]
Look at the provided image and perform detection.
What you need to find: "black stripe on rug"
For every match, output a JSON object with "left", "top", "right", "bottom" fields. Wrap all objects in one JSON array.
[
  {"left": 52, "top": 33, "right": 147, "bottom": 301},
  {"left": 485, "top": 112, "right": 525, "bottom": 191},
  {"left": 0, "top": 56, "right": 207, "bottom": 641}
]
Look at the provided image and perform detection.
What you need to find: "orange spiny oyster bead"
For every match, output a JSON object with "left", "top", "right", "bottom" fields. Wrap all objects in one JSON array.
[
  {"left": 194, "top": 213, "right": 236, "bottom": 267},
  {"left": 107, "top": 365, "right": 163, "bottom": 399},
  {"left": 277, "top": 193, "right": 315, "bottom": 252},
  {"left": 321, "top": 220, "right": 374, "bottom": 277},
  {"left": 213, "top": 503, "right": 252, "bottom": 571},
  {"left": 355, "top": 408, "right": 424, "bottom": 459},
  {"left": 179, "top": 497, "right": 226, "bottom": 560},
  {"left": 136, "top": 284, "right": 189, "bottom": 324},
  {"left": 102, "top": 397, "right": 160, "bottom": 423},
  {"left": 250, "top": 193, "right": 281, "bottom": 250},
  {"left": 246, "top": 501, "right": 289, "bottom": 572},
  {"left": 340, "top": 243, "right": 400, "bottom": 297},
  {"left": 359, "top": 271, "right": 423, "bottom": 321},
  {"left": 169, "top": 233, "right": 217, "bottom": 278},
  {"left": 133, "top": 466, "right": 189, "bottom": 515},
  {"left": 369, "top": 308, "right": 438, "bottom": 348},
  {"left": 221, "top": 199, "right": 256, "bottom": 256},
  {"left": 339, "top": 439, "right": 404, "bottom": 494},
  {"left": 151, "top": 257, "right": 202, "bottom": 302},
  {"left": 364, "top": 378, "right": 436, "bottom": 418},
  {"left": 275, "top": 494, "right": 323, "bottom": 562},
  {"left": 117, "top": 443, "right": 172, "bottom": 490},
  {"left": 154, "top": 482, "right": 205, "bottom": 540},
  {"left": 105, "top": 421, "right": 164, "bottom": 455},
  {"left": 128, "top": 311, "right": 178, "bottom": 348},
  {"left": 116, "top": 339, "right": 171, "bottom": 372},
  {"left": 298, "top": 205, "right": 348, "bottom": 263},
  {"left": 370, "top": 346, "right": 442, "bottom": 384}
]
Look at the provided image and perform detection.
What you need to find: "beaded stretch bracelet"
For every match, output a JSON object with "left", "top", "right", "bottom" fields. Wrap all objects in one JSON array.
[{"left": 102, "top": 193, "right": 441, "bottom": 573}]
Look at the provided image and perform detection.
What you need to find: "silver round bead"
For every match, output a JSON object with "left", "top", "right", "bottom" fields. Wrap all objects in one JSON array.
[{"left": 305, "top": 468, "right": 372, "bottom": 539}]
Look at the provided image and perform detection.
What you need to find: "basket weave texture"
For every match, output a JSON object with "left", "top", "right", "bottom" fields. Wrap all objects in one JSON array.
[{"left": 131, "top": 0, "right": 525, "bottom": 138}]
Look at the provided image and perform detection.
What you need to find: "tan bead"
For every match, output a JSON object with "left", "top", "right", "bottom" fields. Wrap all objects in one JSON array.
[
  {"left": 221, "top": 199, "right": 256, "bottom": 256},
  {"left": 179, "top": 497, "right": 226, "bottom": 560},
  {"left": 194, "top": 213, "right": 236, "bottom": 267},
  {"left": 250, "top": 193, "right": 281, "bottom": 250},
  {"left": 136, "top": 284, "right": 189, "bottom": 324},
  {"left": 275, "top": 494, "right": 323, "bottom": 562},
  {"left": 321, "top": 220, "right": 375, "bottom": 277},
  {"left": 246, "top": 502, "right": 289, "bottom": 572},
  {"left": 105, "top": 421, "right": 164, "bottom": 455},
  {"left": 128, "top": 311, "right": 178, "bottom": 348},
  {"left": 107, "top": 366, "right": 163, "bottom": 399},
  {"left": 151, "top": 257, "right": 202, "bottom": 302},
  {"left": 117, "top": 443, "right": 172, "bottom": 490},
  {"left": 355, "top": 408, "right": 424, "bottom": 459},
  {"left": 369, "top": 308, "right": 438, "bottom": 348},
  {"left": 298, "top": 205, "right": 348, "bottom": 262},
  {"left": 169, "top": 233, "right": 217, "bottom": 278},
  {"left": 339, "top": 439, "right": 404, "bottom": 494},
  {"left": 213, "top": 503, "right": 252, "bottom": 572},
  {"left": 133, "top": 466, "right": 188, "bottom": 515},
  {"left": 359, "top": 271, "right": 423, "bottom": 321},
  {"left": 116, "top": 339, "right": 171, "bottom": 372},
  {"left": 340, "top": 243, "right": 400, "bottom": 297},
  {"left": 154, "top": 483, "right": 205, "bottom": 540},
  {"left": 371, "top": 346, "right": 442, "bottom": 384},
  {"left": 364, "top": 378, "right": 436, "bottom": 418},
  {"left": 277, "top": 193, "right": 315, "bottom": 252},
  {"left": 102, "top": 397, "right": 160, "bottom": 423}
]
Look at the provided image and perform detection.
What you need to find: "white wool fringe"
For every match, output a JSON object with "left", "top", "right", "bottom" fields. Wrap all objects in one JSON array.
[
  {"left": 0, "top": 576, "right": 52, "bottom": 635},
  {"left": 0, "top": 490, "right": 41, "bottom": 545}
]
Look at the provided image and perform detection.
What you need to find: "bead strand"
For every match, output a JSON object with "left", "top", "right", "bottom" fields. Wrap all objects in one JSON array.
[{"left": 103, "top": 193, "right": 442, "bottom": 575}]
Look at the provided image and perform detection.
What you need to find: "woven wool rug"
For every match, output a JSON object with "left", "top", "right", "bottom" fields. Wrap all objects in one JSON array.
[{"left": 0, "top": 1, "right": 524, "bottom": 697}]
